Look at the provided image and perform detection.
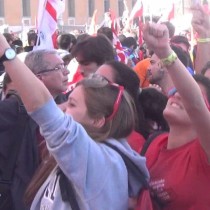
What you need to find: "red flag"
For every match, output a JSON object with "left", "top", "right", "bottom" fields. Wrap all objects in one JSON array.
[
  {"left": 138, "top": 20, "right": 143, "bottom": 46},
  {"left": 168, "top": 3, "right": 175, "bottom": 21},
  {"left": 35, "top": 0, "right": 65, "bottom": 50},
  {"left": 129, "top": 0, "right": 143, "bottom": 20},
  {"left": 110, "top": 10, "right": 126, "bottom": 63}
]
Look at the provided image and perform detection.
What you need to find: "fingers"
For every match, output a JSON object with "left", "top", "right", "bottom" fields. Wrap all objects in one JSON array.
[
  {"left": 191, "top": 3, "right": 205, "bottom": 13},
  {"left": 144, "top": 22, "right": 168, "bottom": 38}
]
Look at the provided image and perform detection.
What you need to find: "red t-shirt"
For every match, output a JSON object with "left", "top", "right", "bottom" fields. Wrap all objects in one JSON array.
[
  {"left": 127, "top": 130, "right": 145, "bottom": 153},
  {"left": 145, "top": 134, "right": 210, "bottom": 210}
]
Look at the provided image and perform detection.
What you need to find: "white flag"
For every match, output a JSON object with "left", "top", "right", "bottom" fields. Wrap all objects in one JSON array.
[{"left": 35, "top": 0, "right": 65, "bottom": 50}]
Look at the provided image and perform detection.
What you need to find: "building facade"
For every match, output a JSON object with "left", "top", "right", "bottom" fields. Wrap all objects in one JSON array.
[{"left": 0, "top": 0, "right": 197, "bottom": 30}]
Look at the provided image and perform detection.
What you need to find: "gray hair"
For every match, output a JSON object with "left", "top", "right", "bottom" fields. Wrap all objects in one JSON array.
[{"left": 24, "top": 49, "right": 58, "bottom": 74}]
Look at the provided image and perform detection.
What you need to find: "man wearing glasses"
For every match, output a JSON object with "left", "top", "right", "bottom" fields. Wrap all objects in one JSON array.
[{"left": 25, "top": 49, "right": 70, "bottom": 101}]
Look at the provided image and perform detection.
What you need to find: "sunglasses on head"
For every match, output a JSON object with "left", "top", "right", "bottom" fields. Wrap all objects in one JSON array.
[{"left": 88, "top": 74, "right": 125, "bottom": 121}]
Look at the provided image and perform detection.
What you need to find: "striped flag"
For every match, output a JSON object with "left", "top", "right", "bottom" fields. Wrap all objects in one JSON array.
[
  {"left": 129, "top": 0, "right": 143, "bottom": 21},
  {"left": 35, "top": 0, "right": 65, "bottom": 50},
  {"left": 110, "top": 10, "right": 126, "bottom": 63}
]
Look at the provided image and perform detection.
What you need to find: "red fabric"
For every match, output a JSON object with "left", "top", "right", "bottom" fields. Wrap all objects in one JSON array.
[
  {"left": 129, "top": 0, "right": 143, "bottom": 20},
  {"left": 127, "top": 130, "right": 145, "bottom": 153},
  {"left": 67, "top": 67, "right": 84, "bottom": 91},
  {"left": 145, "top": 134, "right": 210, "bottom": 210},
  {"left": 168, "top": 3, "right": 175, "bottom": 21},
  {"left": 135, "top": 189, "right": 155, "bottom": 210},
  {"left": 138, "top": 19, "right": 143, "bottom": 46},
  {"left": 110, "top": 9, "right": 126, "bottom": 63}
]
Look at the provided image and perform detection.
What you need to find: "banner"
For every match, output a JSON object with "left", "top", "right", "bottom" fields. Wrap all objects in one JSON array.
[
  {"left": 35, "top": 0, "right": 65, "bottom": 50},
  {"left": 129, "top": 0, "right": 143, "bottom": 21}
]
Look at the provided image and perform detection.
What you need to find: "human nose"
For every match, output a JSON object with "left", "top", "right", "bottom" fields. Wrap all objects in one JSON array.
[{"left": 62, "top": 66, "right": 70, "bottom": 75}]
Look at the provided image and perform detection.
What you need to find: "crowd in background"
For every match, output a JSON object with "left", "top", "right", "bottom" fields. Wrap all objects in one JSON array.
[{"left": 0, "top": 2, "right": 210, "bottom": 210}]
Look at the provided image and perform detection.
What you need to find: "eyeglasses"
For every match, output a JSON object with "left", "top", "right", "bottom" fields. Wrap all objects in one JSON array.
[
  {"left": 36, "top": 63, "right": 67, "bottom": 74},
  {"left": 88, "top": 74, "right": 125, "bottom": 121}
]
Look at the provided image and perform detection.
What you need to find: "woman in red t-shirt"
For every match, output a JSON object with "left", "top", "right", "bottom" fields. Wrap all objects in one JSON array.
[{"left": 141, "top": 4, "right": 210, "bottom": 210}]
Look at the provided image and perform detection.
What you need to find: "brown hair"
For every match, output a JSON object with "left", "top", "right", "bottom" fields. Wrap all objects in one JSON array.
[
  {"left": 24, "top": 76, "right": 136, "bottom": 206},
  {"left": 77, "top": 77, "right": 136, "bottom": 141}
]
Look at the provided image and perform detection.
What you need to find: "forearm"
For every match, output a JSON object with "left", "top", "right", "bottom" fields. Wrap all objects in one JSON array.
[
  {"left": 195, "top": 42, "right": 210, "bottom": 74},
  {"left": 165, "top": 53, "right": 205, "bottom": 110},
  {"left": 4, "top": 58, "right": 52, "bottom": 112}
]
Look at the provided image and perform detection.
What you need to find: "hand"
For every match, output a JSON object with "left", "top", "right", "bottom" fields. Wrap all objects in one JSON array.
[
  {"left": 0, "top": 34, "right": 10, "bottom": 57},
  {"left": 191, "top": 4, "right": 210, "bottom": 38},
  {"left": 143, "top": 22, "right": 172, "bottom": 59}
]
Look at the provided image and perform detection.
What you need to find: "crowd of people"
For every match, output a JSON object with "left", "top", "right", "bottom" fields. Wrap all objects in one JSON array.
[{"left": 0, "top": 2, "right": 210, "bottom": 210}]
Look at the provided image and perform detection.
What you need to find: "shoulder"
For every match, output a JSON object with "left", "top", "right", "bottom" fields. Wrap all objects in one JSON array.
[
  {"left": 145, "top": 132, "right": 169, "bottom": 168},
  {"left": 127, "top": 130, "right": 145, "bottom": 153}
]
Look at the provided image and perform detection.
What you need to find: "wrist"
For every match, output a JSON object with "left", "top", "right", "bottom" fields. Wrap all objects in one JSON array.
[
  {"left": 197, "top": 37, "right": 210, "bottom": 43},
  {"left": 155, "top": 47, "right": 173, "bottom": 60},
  {"left": 197, "top": 32, "right": 210, "bottom": 39},
  {"left": 160, "top": 51, "right": 178, "bottom": 67}
]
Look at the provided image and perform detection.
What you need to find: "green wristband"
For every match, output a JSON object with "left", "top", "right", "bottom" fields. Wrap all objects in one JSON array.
[
  {"left": 160, "top": 51, "right": 178, "bottom": 67},
  {"left": 197, "top": 38, "right": 210, "bottom": 43}
]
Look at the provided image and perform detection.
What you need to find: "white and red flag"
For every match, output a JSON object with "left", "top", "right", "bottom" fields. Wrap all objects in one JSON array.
[
  {"left": 35, "top": 0, "right": 65, "bottom": 50},
  {"left": 129, "top": 0, "right": 143, "bottom": 21},
  {"left": 168, "top": 3, "right": 175, "bottom": 21},
  {"left": 110, "top": 10, "right": 126, "bottom": 63}
]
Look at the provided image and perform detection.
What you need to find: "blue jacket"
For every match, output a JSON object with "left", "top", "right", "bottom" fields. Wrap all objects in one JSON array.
[{"left": 30, "top": 99, "right": 149, "bottom": 210}]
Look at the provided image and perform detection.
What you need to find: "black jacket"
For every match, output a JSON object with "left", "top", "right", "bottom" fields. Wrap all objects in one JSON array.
[{"left": 0, "top": 94, "right": 40, "bottom": 210}]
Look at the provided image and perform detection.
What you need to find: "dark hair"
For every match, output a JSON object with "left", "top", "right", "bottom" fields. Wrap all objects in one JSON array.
[
  {"left": 76, "top": 33, "right": 91, "bottom": 43},
  {"left": 71, "top": 35, "right": 115, "bottom": 66},
  {"left": 69, "top": 33, "right": 77, "bottom": 45},
  {"left": 139, "top": 88, "right": 169, "bottom": 132},
  {"left": 27, "top": 32, "right": 38, "bottom": 46},
  {"left": 97, "top": 27, "right": 113, "bottom": 42},
  {"left": 57, "top": 33, "right": 72, "bottom": 50},
  {"left": 104, "top": 60, "right": 150, "bottom": 138},
  {"left": 171, "top": 45, "right": 189, "bottom": 67},
  {"left": 170, "top": 35, "right": 190, "bottom": 50},
  {"left": 193, "top": 74, "right": 210, "bottom": 103},
  {"left": 201, "top": 61, "right": 210, "bottom": 76},
  {"left": 3, "top": 33, "right": 14, "bottom": 44},
  {"left": 12, "top": 39, "right": 23, "bottom": 47},
  {"left": 2, "top": 73, "right": 12, "bottom": 92},
  {"left": 121, "top": 37, "right": 137, "bottom": 50}
]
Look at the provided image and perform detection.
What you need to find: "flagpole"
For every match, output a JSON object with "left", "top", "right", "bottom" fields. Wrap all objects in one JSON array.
[{"left": 35, "top": 0, "right": 48, "bottom": 48}]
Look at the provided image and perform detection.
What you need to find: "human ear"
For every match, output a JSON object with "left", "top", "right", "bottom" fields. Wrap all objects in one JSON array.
[{"left": 92, "top": 116, "right": 106, "bottom": 128}]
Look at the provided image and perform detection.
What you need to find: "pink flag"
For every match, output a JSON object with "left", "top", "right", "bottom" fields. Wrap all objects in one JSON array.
[
  {"left": 35, "top": 0, "right": 65, "bottom": 50},
  {"left": 168, "top": 3, "right": 175, "bottom": 21},
  {"left": 129, "top": 0, "right": 143, "bottom": 20}
]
